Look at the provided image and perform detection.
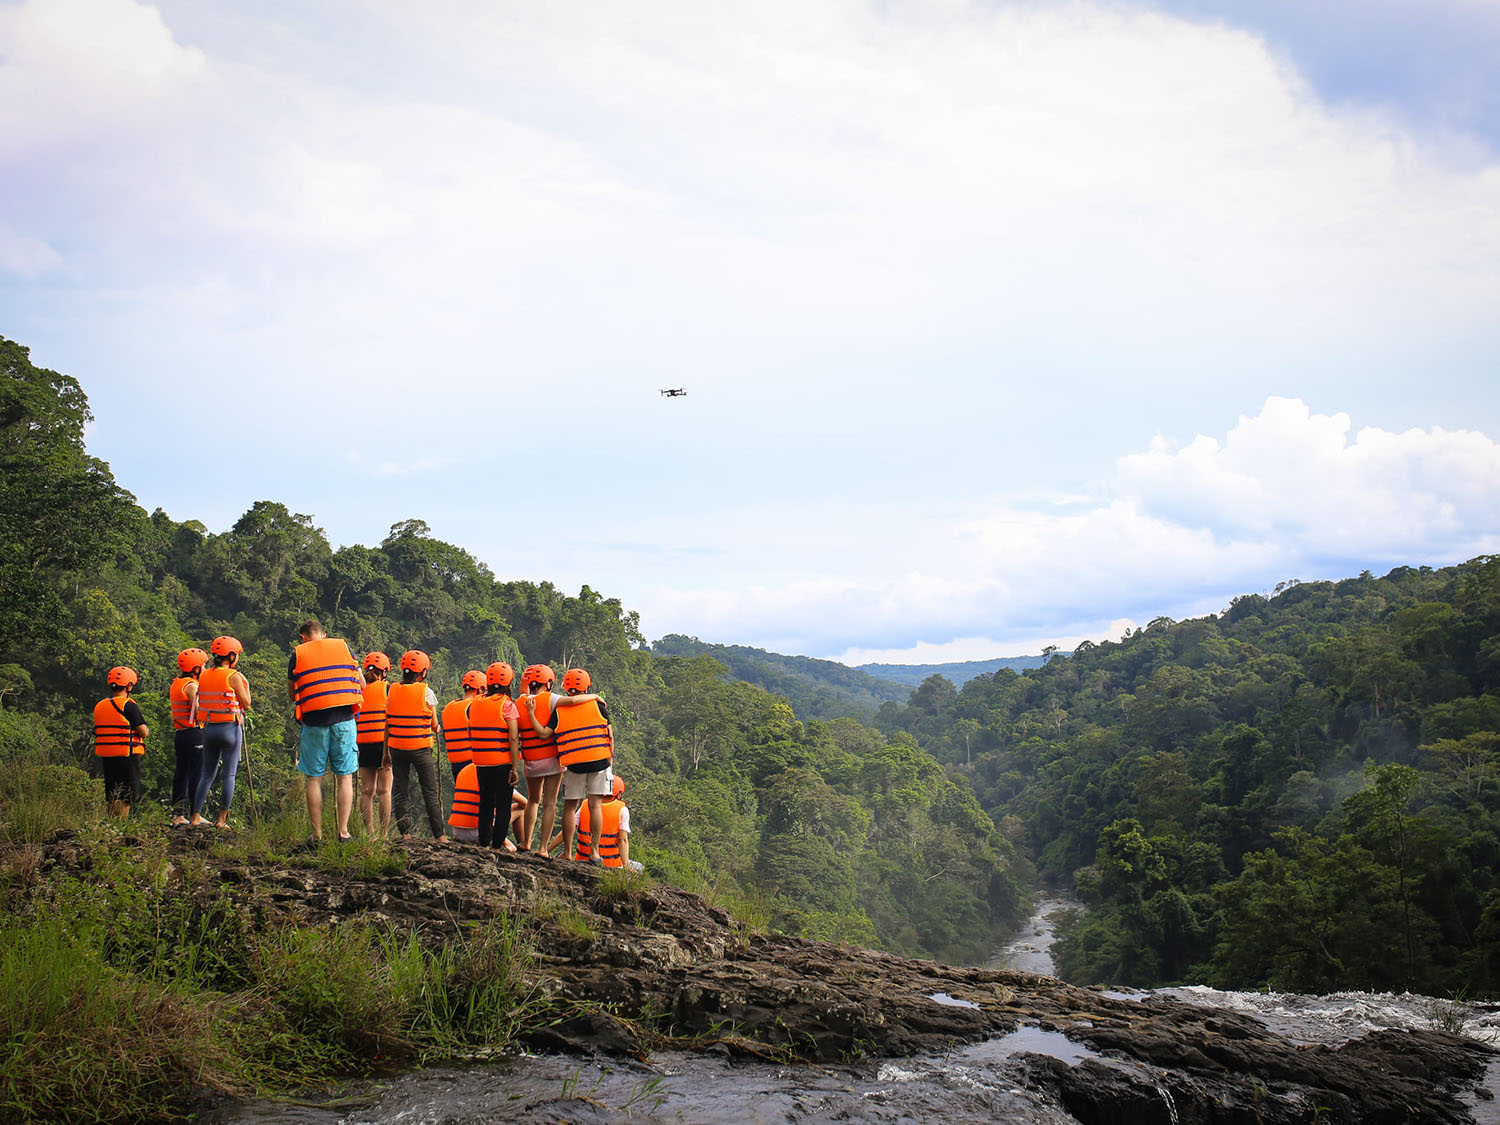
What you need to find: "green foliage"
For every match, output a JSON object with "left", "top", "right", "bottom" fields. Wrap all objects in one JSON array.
[{"left": 870, "top": 558, "right": 1500, "bottom": 994}]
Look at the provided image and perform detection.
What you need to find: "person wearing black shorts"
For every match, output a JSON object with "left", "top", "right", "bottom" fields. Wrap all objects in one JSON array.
[{"left": 93, "top": 666, "right": 148, "bottom": 818}]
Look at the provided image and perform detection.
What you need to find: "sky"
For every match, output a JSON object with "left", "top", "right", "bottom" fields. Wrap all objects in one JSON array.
[{"left": 2, "top": 0, "right": 1498, "bottom": 664}]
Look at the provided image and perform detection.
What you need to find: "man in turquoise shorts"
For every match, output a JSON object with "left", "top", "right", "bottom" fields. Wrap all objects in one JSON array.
[{"left": 287, "top": 619, "right": 364, "bottom": 843}]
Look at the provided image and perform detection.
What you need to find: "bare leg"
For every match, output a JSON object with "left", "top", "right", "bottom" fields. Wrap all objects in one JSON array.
[
  {"left": 537, "top": 774, "right": 561, "bottom": 857},
  {"left": 304, "top": 773, "right": 324, "bottom": 839},
  {"left": 562, "top": 797, "right": 581, "bottom": 860},
  {"left": 357, "top": 767, "right": 377, "bottom": 833},
  {"left": 587, "top": 793, "right": 604, "bottom": 858},
  {"left": 334, "top": 773, "right": 354, "bottom": 839},
  {"left": 376, "top": 764, "right": 393, "bottom": 837}
]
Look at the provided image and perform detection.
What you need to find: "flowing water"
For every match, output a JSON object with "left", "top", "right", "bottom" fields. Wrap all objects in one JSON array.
[{"left": 207, "top": 896, "right": 1500, "bottom": 1124}]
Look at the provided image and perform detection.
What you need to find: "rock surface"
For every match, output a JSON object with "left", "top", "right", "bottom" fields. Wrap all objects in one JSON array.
[{"left": 40, "top": 831, "right": 1498, "bottom": 1124}]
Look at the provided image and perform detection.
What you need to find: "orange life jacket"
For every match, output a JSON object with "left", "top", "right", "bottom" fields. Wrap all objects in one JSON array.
[
  {"left": 93, "top": 696, "right": 143, "bottom": 758},
  {"left": 467, "top": 694, "right": 514, "bottom": 767},
  {"left": 515, "top": 690, "right": 558, "bottom": 761},
  {"left": 442, "top": 697, "right": 475, "bottom": 765},
  {"left": 198, "top": 666, "right": 244, "bottom": 724},
  {"left": 449, "top": 763, "right": 480, "bottom": 830},
  {"left": 577, "top": 798, "right": 624, "bottom": 866},
  {"left": 290, "top": 638, "right": 364, "bottom": 720},
  {"left": 169, "top": 676, "right": 198, "bottom": 730},
  {"left": 356, "top": 679, "right": 387, "bottom": 745},
  {"left": 385, "top": 682, "right": 435, "bottom": 751},
  {"left": 554, "top": 697, "right": 612, "bottom": 770}
]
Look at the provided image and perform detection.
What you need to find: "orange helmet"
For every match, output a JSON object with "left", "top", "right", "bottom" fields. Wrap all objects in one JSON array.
[
  {"left": 562, "top": 668, "right": 591, "bottom": 692},
  {"left": 523, "top": 663, "right": 556, "bottom": 687},
  {"left": 107, "top": 666, "right": 138, "bottom": 689},
  {"left": 399, "top": 650, "right": 431, "bottom": 674},
  {"left": 364, "top": 651, "right": 392, "bottom": 673},
  {"left": 210, "top": 636, "right": 243, "bottom": 657},
  {"left": 486, "top": 661, "right": 514, "bottom": 687},
  {"left": 460, "top": 670, "right": 487, "bottom": 691},
  {"left": 176, "top": 648, "right": 209, "bottom": 674},
  {"left": 611, "top": 775, "right": 625, "bottom": 799}
]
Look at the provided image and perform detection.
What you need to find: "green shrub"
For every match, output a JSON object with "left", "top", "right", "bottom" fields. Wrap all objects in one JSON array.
[{"left": 0, "top": 913, "right": 235, "bottom": 1123}]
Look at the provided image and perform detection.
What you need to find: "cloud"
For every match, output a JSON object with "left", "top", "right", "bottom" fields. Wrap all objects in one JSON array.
[
  {"left": 628, "top": 398, "right": 1500, "bottom": 657},
  {"left": 1117, "top": 396, "right": 1500, "bottom": 563},
  {"left": 0, "top": 222, "right": 62, "bottom": 277}
]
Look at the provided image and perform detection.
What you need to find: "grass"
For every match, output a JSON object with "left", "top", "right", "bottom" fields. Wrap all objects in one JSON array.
[
  {"left": 533, "top": 891, "right": 598, "bottom": 941},
  {"left": 0, "top": 819, "right": 540, "bottom": 1123},
  {"left": 0, "top": 749, "right": 104, "bottom": 846},
  {"left": 595, "top": 865, "right": 653, "bottom": 904}
]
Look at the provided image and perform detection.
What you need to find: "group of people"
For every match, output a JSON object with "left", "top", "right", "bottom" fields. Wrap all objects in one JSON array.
[{"left": 92, "top": 619, "right": 637, "bottom": 866}]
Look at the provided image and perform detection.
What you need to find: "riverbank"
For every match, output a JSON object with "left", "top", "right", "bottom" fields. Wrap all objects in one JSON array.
[{"left": 8, "top": 825, "right": 1498, "bottom": 1123}]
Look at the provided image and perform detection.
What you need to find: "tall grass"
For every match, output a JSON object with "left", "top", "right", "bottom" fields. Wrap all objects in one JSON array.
[
  {"left": 0, "top": 828, "right": 539, "bottom": 1123},
  {"left": 0, "top": 748, "right": 102, "bottom": 846}
]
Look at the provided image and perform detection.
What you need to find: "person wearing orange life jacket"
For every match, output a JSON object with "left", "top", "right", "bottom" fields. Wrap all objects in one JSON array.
[
  {"left": 386, "top": 650, "right": 448, "bottom": 842},
  {"left": 575, "top": 775, "right": 639, "bottom": 870},
  {"left": 169, "top": 648, "right": 208, "bottom": 827},
  {"left": 543, "top": 668, "right": 614, "bottom": 865},
  {"left": 447, "top": 760, "right": 481, "bottom": 844},
  {"left": 467, "top": 662, "right": 520, "bottom": 849},
  {"left": 515, "top": 663, "right": 564, "bottom": 856},
  {"left": 192, "top": 636, "right": 251, "bottom": 829},
  {"left": 355, "top": 651, "right": 394, "bottom": 838},
  {"left": 286, "top": 619, "right": 364, "bottom": 844},
  {"left": 442, "top": 671, "right": 486, "bottom": 781},
  {"left": 94, "top": 666, "right": 148, "bottom": 819}
]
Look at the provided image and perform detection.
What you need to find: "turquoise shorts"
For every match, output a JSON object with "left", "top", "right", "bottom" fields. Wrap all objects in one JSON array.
[{"left": 298, "top": 718, "right": 359, "bottom": 777}]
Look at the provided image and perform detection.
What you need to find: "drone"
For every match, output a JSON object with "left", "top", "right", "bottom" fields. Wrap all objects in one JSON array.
[{"left": 659, "top": 388, "right": 687, "bottom": 398}]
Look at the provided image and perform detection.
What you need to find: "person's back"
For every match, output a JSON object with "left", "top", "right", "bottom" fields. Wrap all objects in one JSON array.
[
  {"left": 168, "top": 648, "right": 208, "bottom": 827},
  {"left": 355, "top": 652, "right": 393, "bottom": 837},
  {"left": 577, "top": 796, "right": 625, "bottom": 867},
  {"left": 549, "top": 668, "right": 614, "bottom": 864},
  {"left": 442, "top": 671, "right": 485, "bottom": 779},
  {"left": 385, "top": 651, "right": 447, "bottom": 842},
  {"left": 516, "top": 664, "right": 564, "bottom": 856},
  {"left": 468, "top": 663, "right": 519, "bottom": 849},
  {"left": 94, "top": 666, "right": 147, "bottom": 819},
  {"left": 194, "top": 637, "right": 251, "bottom": 830},
  {"left": 287, "top": 621, "right": 363, "bottom": 844}
]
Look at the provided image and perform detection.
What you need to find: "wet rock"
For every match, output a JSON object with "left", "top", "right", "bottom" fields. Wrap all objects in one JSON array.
[{"left": 35, "top": 829, "right": 1497, "bottom": 1123}]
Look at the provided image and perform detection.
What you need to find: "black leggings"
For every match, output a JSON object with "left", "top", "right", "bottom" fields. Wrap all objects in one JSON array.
[
  {"left": 172, "top": 728, "right": 204, "bottom": 816},
  {"left": 390, "top": 747, "right": 445, "bottom": 837},
  {"left": 475, "top": 764, "right": 514, "bottom": 849}
]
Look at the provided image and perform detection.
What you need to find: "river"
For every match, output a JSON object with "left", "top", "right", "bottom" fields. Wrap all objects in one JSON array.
[{"left": 206, "top": 894, "right": 1500, "bottom": 1124}]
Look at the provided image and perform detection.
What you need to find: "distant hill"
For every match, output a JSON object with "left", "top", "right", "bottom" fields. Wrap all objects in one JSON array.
[
  {"left": 856, "top": 655, "right": 1049, "bottom": 688},
  {"left": 650, "top": 635, "right": 910, "bottom": 721}
]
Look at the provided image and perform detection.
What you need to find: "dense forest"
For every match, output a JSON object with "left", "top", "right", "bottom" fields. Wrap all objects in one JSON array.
[
  {"left": 872, "top": 563, "right": 1500, "bottom": 996},
  {"left": 650, "top": 635, "right": 911, "bottom": 720},
  {"left": 856, "top": 655, "right": 1048, "bottom": 689},
  {"left": 0, "top": 337, "right": 1023, "bottom": 963}
]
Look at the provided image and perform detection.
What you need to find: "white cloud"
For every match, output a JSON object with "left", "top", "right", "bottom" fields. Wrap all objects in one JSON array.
[
  {"left": 1117, "top": 396, "right": 1500, "bottom": 562},
  {"left": 0, "top": 222, "right": 62, "bottom": 276},
  {"left": 624, "top": 398, "right": 1500, "bottom": 658}
]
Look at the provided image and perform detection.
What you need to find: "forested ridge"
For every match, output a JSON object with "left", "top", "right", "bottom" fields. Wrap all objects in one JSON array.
[
  {"left": 874, "top": 561, "right": 1500, "bottom": 996},
  {"left": 0, "top": 336, "right": 1023, "bottom": 963}
]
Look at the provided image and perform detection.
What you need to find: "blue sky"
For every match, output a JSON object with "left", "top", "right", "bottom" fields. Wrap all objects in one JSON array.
[{"left": 3, "top": 0, "right": 1498, "bottom": 662}]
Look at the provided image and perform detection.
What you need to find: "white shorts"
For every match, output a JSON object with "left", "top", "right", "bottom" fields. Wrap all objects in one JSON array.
[
  {"left": 523, "top": 754, "right": 562, "bottom": 780},
  {"left": 563, "top": 765, "right": 613, "bottom": 801}
]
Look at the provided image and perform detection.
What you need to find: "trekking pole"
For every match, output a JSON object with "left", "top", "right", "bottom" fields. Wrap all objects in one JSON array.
[{"left": 241, "top": 711, "right": 260, "bottom": 828}]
